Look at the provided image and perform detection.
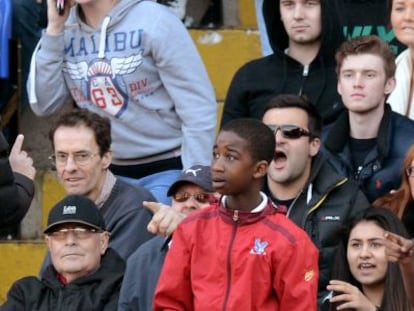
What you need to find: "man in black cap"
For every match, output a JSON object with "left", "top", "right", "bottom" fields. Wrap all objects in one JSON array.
[
  {"left": 0, "top": 194, "right": 125, "bottom": 310},
  {"left": 118, "top": 165, "right": 216, "bottom": 311}
]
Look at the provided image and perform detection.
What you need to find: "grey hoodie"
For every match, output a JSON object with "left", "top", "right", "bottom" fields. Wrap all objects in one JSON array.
[{"left": 28, "top": 0, "right": 217, "bottom": 168}]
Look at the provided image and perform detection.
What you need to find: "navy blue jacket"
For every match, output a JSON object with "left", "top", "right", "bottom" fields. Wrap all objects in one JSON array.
[
  {"left": 322, "top": 104, "right": 414, "bottom": 202},
  {"left": 118, "top": 235, "right": 170, "bottom": 311}
]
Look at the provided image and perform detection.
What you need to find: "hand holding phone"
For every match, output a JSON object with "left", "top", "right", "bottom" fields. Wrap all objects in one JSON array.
[{"left": 57, "top": 0, "right": 64, "bottom": 15}]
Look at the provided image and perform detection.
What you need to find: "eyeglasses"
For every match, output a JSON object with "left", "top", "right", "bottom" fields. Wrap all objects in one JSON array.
[
  {"left": 173, "top": 192, "right": 211, "bottom": 204},
  {"left": 47, "top": 227, "right": 103, "bottom": 240},
  {"left": 406, "top": 166, "right": 414, "bottom": 177},
  {"left": 266, "top": 124, "right": 312, "bottom": 139},
  {"left": 49, "top": 152, "right": 98, "bottom": 167}
]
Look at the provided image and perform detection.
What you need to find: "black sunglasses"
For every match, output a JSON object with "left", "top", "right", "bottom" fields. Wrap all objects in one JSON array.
[{"left": 266, "top": 124, "right": 312, "bottom": 139}]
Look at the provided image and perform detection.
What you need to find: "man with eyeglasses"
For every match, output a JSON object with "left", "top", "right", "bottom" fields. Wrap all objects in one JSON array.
[
  {"left": 261, "top": 94, "right": 370, "bottom": 306},
  {"left": 40, "top": 109, "right": 155, "bottom": 275},
  {"left": 1, "top": 194, "right": 125, "bottom": 310},
  {"left": 118, "top": 165, "right": 217, "bottom": 311},
  {"left": 323, "top": 35, "right": 414, "bottom": 203}
]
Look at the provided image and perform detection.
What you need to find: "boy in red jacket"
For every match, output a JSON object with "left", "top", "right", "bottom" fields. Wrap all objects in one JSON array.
[{"left": 154, "top": 118, "right": 319, "bottom": 310}]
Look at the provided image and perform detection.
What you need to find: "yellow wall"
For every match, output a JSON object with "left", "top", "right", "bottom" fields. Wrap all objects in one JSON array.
[
  {"left": 190, "top": 29, "right": 261, "bottom": 101},
  {"left": 0, "top": 172, "right": 65, "bottom": 303},
  {"left": 0, "top": 243, "right": 46, "bottom": 304},
  {"left": 238, "top": 0, "right": 257, "bottom": 28}
]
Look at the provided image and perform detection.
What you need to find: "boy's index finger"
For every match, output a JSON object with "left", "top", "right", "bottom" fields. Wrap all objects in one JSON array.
[
  {"left": 384, "top": 231, "right": 403, "bottom": 245},
  {"left": 10, "top": 134, "right": 24, "bottom": 155},
  {"left": 143, "top": 201, "right": 161, "bottom": 214}
]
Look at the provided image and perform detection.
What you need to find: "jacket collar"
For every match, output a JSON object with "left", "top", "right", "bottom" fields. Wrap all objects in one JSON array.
[
  {"left": 324, "top": 104, "right": 393, "bottom": 163},
  {"left": 217, "top": 197, "right": 284, "bottom": 226}
]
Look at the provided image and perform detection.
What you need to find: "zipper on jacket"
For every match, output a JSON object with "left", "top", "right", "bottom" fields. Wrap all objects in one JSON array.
[
  {"left": 303, "top": 65, "right": 309, "bottom": 77},
  {"left": 355, "top": 166, "right": 363, "bottom": 180},
  {"left": 305, "top": 178, "right": 348, "bottom": 220},
  {"left": 232, "top": 210, "right": 239, "bottom": 222},
  {"left": 222, "top": 218, "right": 239, "bottom": 311},
  {"left": 57, "top": 288, "right": 64, "bottom": 311},
  {"left": 298, "top": 65, "right": 309, "bottom": 96}
]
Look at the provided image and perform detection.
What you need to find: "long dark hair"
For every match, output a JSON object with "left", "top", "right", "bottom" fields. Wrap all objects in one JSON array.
[{"left": 330, "top": 207, "right": 411, "bottom": 311}]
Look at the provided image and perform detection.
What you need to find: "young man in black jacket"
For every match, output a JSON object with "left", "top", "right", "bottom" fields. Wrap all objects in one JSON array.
[
  {"left": 222, "top": 0, "right": 345, "bottom": 126},
  {"left": 0, "top": 194, "right": 125, "bottom": 310},
  {"left": 261, "top": 94, "right": 370, "bottom": 305},
  {"left": 322, "top": 35, "right": 414, "bottom": 202}
]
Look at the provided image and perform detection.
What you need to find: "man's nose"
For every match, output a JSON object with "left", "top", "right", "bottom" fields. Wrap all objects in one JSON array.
[
  {"left": 63, "top": 155, "right": 78, "bottom": 171},
  {"left": 293, "top": 4, "right": 305, "bottom": 19}
]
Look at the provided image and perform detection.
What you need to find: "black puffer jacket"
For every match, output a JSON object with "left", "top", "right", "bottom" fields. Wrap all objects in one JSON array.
[
  {"left": 323, "top": 104, "right": 414, "bottom": 202},
  {"left": 1, "top": 248, "right": 125, "bottom": 311},
  {"left": 263, "top": 153, "right": 370, "bottom": 301}
]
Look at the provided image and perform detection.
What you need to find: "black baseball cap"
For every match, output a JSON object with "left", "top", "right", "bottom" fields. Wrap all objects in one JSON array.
[
  {"left": 167, "top": 165, "right": 214, "bottom": 196},
  {"left": 44, "top": 195, "right": 106, "bottom": 234}
]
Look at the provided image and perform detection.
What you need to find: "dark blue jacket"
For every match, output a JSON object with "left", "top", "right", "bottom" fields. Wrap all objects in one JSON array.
[
  {"left": 322, "top": 104, "right": 414, "bottom": 202},
  {"left": 118, "top": 235, "right": 170, "bottom": 311}
]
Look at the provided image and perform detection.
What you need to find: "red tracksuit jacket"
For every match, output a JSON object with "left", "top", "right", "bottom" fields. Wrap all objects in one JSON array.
[{"left": 154, "top": 197, "right": 319, "bottom": 311}]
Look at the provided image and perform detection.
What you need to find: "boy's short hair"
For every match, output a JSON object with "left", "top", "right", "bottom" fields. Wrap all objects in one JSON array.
[
  {"left": 335, "top": 35, "right": 396, "bottom": 79},
  {"left": 263, "top": 94, "right": 322, "bottom": 138},
  {"left": 49, "top": 109, "right": 111, "bottom": 156},
  {"left": 220, "top": 118, "right": 275, "bottom": 163}
]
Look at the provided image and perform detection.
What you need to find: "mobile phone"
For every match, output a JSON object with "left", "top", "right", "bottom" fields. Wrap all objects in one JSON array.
[{"left": 57, "top": 0, "right": 64, "bottom": 15}]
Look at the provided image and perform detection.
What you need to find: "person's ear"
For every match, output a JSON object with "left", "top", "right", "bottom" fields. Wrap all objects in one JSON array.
[
  {"left": 100, "top": 231, "right": 109, "bottom": 255},
  {"left": 309, "top": 137, "right": 321, "bottom": 157},
  {"left": 45, "top": 235, "right": 52, "bottom": 250},
  {"left": 253, "top": 160, "right": 269, "bottom": 179},
  {"left": 101, "top": 150, "right": 112, "bottom": 170},
  {"left": 337, "top": 80, "right": 343, "bottom": 97},
  {"left": 384, "top": 77, "right": 396, "bottom": 95}
]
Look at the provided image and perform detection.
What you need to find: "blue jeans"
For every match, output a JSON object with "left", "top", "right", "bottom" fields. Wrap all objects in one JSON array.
[
  {"left": 12, "top": 0, "right": 45, "bottom": 107},
  {"left": 116, "top": 169, "right": 181, "bottom": 205},
  {"left": 254, "top": 0, "right": 272, "bottom": 56}
]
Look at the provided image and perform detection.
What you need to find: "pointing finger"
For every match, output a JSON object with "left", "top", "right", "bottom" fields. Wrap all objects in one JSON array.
[
  {"left": 143, "top": 201, "right": 161, "bottom": 214},
  {"left": 10, "top": 134, "right": 24, "bottom": 155}
]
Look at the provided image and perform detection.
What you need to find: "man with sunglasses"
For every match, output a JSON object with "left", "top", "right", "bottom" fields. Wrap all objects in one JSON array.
[
  {"left": 262, "top": 94, "right": 370, "bottom": 305},
  {"left": 323, "top": 35, "right": 414, "bottom": 203},
  {"left": 1, "top": 194, "right": 125, "bottom": 310},
  {"left": 118, "top": 165, "right": 216, "bottom": 311}
]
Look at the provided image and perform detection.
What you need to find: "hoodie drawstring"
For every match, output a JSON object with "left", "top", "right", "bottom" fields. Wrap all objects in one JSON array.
[{"left": 98, "top": 16, "right": 111, "bottom": 59}]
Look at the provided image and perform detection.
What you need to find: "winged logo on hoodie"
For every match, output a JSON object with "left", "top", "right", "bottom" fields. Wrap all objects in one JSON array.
[{"left": 62, "top": 51, "right": 143, "bottom": 117}]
